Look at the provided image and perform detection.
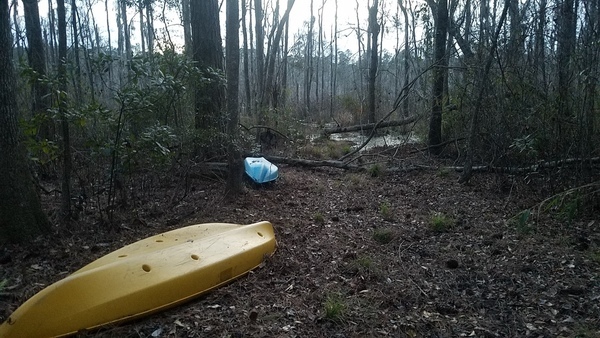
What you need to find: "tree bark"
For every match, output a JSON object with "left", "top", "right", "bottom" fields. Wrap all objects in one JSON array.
[
  {"left": 304, "top": 0, "right": 314, "bottom": 119},
  {"left": 329, "top": 0, "right": 338, "bottom": 118},
  {"left": 191, "top": 0, "right": 224, "bottom": 132},
  {"left": 556, "top": 0, "right": 577, "bottom": 154},
  {"left": 226, "top": 0, "right": 243, "bottom": 196},
  {"left": 22, "top": 0, "right": 52, "bottom": 140},
  {"left": 241, "top": 0, "right": 252, "bottom": 115},
  {"left": 399, "top": 0, "right": 410, "bottom": 119},
  {"left": 57, "top": 0, "right": 72, "bottom": 223},
  {"left": 428, "top": 0, "right": 448, "bottom": 155},
  {"left": 182, "top": 0, "right": 192, "bottom": 57},
  {"left": 367, "top": 0, "right": 380, "bottom": 125},
  {"left": 0, "top": 0, "right": 50, "bottom": 242},
  {"left": 70, "top": 0, "right": 82, "bottom": 103},
  {"left": 254, "top": 0, "right": 266, "bottom": 123}
]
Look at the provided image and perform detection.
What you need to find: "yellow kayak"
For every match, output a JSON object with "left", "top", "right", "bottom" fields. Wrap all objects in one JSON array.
[{"left": 0, "top": 221, "right": 276, "bottom": 337}]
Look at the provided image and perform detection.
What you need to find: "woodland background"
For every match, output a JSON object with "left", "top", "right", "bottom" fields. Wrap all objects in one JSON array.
[
  {"left": 0, "top": 0, "right": 599, "bottom": 248},
  {"left": 1, "top": 0, "right": 600, "bottom": 336}
]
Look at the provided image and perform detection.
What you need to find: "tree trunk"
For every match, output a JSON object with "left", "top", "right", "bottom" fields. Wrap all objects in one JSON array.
[
  {"left": 330, "top": 0, "right": 338, "bottom": 118},
  {"left": 399, "top": 0, "right": 410, "bottom": 118},
  {"left": 304, "top": 0, "right": 314, "bottom": 119},
  {"left": 191, "top": 0, "right": 224, "bottom": 132},
  {"left": 254, "top": 0, "right": 265, "bottom": 123},
  {"left": 22, "top": 0, "right": 52, "bottom": 140},
  {"left": 57, "top": 0, "right": 72, "bottom": 223},
  {"left": 0, "top": 0, "right": 50, "bottom": 242},
  {"left": 533, "top": 0, "right": 547, "bottom": 91},
  {"left": 141, "top": 2, "right": 146, "bottom": 54},
  {"left": 182, "top": 0, "right": 192, "bottom": 57},
  {"left": 105, "top": 0, "right": 112, "bottom": 58},
  {"left": 367, "top": 0, "right": 380, "bottom": 124},
  {"left": 556, "top": 0, "right": 577, "bottom": 154},
  {"left": 281, "top": 14, "right": 289, "bottom": 108},
  {"left": 147, "top": 3, "right": 154, "bottom": 55},
  {"left": 428, "top": 0, "right": 448, "bottom": 154},
  {"left": 121, "top": 0, "right": 131, "bottom": 61},
  {"left": 47, "top": 0, "right": 57, "bottom": 64},
  {"left": 241, "top": 0, "right": 252, "bottom": 115},
  {"left": 226, "top": 0, "right": 243, "bottom": 196},
  {"left": 70, "top": 0, "right": 82, "bottom": 103}
]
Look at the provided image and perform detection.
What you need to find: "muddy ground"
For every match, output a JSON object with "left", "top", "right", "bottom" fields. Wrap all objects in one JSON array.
[{"left": 1, "top": 144, "right": 599, "bottom": 337}]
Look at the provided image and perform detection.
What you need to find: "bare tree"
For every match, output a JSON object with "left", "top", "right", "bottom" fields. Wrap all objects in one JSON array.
[
  {"left": 329, "top": 0, "right": 338, "bottom": 118},
  {"left": 241, "top": 0, "right": 252, "bottom": 114},
  {"left": 460, "top": 0, "right": 510, "bottom": 183},
  {"left": 182, "top": 0, "right": 192, "bottom": 57},
  {"left": 304, "top": 0, "right": 314, "bottom": 118},
  {"left": 367, "top": 0, "right": 380, "bottom": 124},
  {"left": 57, "top": 0, "right": 72, "bottom": 223},
  {"left": 262, "top": 0, "right": 295, "bottom": 110},
  {"left": 255, "top": 0, "right": 266, "bottom": 123},
  {"left": 398, "top": 0, "right": 410, "bottom": 118}
]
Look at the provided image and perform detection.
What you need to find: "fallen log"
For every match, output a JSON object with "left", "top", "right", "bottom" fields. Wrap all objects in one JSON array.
[
  {"left": 262, "top": 155, "right": 361, "bottom": 170},
  {"left": 323, "top": 115, "right": 417, "bottom": 135}
]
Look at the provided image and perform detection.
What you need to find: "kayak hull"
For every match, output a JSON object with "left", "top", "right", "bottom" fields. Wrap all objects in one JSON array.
[
  {"left": 0, "top": 221, "right": 276, "bottom": 337},
  {"left": 244, "top": 157, "right": 278, "bottom": 183}
]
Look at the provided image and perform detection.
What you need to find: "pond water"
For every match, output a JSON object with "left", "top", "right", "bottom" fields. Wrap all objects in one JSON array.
[{"left": 330, "top": 132, "right": 420, "bottom": 151}]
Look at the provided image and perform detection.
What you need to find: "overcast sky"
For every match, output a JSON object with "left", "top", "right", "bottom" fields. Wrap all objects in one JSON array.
[{"left": 25, "top": 0, "right": 420, "bottom": 57}]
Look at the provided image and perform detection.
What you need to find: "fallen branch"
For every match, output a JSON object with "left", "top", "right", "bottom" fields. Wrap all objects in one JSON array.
[
  {"left": 322, "top": 116, "right": 418, "bottom": 135},
  {"left": 239, "top": 124, "right": 290, "bottom": 141},
  {"left": 410, "top": 138, "right": 465, "bottom": 154},
  {"left": 388, "top": 157, "right": 600, "bottom": 174}
]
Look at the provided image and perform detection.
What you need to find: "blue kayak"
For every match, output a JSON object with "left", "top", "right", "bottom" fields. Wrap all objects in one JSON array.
[{"left": 244, "top": 157, "right": 278, "bottom": 183}]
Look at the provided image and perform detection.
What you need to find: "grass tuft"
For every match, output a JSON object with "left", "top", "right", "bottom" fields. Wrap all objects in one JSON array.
[
  {"left": 323, "top": 293, "right": 346, "bottom": 322},
  {"left": 314, "top": 212, "right": 325, "bottom": 224},
  {"left": 379, "top": 202, "right": 394, "bottom": 221},
  {"left": 373, "top": 227, "right": 395, "bottom": 244},
  {"left": 429, "top": 212, "right": 454, "bottom": 232}
]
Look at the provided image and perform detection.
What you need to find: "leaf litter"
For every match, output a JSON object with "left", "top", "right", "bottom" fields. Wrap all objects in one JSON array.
[{"left": 1, "top": 153, "right": 599, "bottom": 337}]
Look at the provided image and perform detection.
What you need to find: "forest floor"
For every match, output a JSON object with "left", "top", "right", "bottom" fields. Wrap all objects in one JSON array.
[{"left": 1, "top": 142, "right": 600, "bottom": 338}]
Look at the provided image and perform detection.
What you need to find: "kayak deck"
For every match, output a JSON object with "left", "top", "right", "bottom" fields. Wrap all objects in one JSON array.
[{"left": 0, "top": 221, "right": 276, "bottom": 337}]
